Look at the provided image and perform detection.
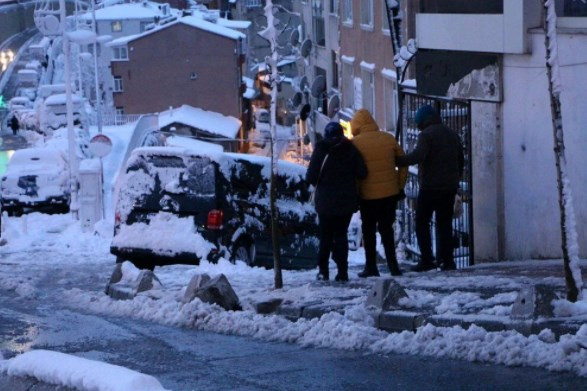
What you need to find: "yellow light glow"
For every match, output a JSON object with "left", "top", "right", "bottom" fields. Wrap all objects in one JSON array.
[{"left": 339, "top": 119, "right": 353, "bottom": 139}]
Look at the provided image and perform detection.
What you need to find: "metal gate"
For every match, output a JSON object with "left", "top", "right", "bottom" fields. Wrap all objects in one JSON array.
[{"left": 398, "top": 90, "right": 473, "bottom": 268}]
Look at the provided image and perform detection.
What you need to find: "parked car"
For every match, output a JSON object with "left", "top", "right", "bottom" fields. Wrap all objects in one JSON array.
[
  {"left": 111, "top": 146, "right": 319, "bottom": 270},
  {"left": 0, "top": 148, "right": 70, "bottom": 216}
]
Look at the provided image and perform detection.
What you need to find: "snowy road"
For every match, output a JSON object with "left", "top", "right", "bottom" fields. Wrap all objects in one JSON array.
[
  {"left": 1, "top": 251, "right": 585, "bottom": 390},
  {"left": 0, "top": 213, "right": 585, "bottom": 389}
]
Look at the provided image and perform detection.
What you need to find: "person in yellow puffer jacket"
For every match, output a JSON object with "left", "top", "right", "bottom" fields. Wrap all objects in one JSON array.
[{"left": 351, "top": 109, "right": 408, "bottom": 277}]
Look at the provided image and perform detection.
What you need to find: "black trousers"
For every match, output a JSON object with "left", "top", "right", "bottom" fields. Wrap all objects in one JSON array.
[
  {"left": 317, "top": 213, "right": 353, "bottom": 278},
  {"left": 360, "top": 196, "right": 398, "bottom": 272},
  {"left": 416, "top": 189, "right": 456, "bottom": 266}
]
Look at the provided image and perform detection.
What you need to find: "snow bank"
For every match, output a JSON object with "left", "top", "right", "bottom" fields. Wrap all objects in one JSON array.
[{"left": 0, "top": 350, "right": 168, "bottom": 391}]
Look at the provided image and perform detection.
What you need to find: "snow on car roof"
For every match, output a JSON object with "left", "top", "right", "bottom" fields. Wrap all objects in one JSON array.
[
  {"left": 158, "top": 105, "right": 241, "bottom": 139},
  {"left": 8, "top": 148, "right": 66, "bottom": 167},
  {"left": 44, "top": 93, "right": 83, "bottom": 106}
]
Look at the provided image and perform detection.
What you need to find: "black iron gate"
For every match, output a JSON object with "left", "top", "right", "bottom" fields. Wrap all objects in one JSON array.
[{"left": 398, "top": 90, "right": 473, "bottom": 268}]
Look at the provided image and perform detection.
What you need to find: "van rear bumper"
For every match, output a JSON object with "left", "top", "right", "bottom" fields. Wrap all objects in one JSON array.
[{"left": 110, "top": 246, "right": 205, "bottom": 267}]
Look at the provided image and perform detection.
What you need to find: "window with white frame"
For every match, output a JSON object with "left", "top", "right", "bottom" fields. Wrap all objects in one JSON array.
[
  {"left": 342, "top": 0, "right": 353, "bottom": 25},
  {"left": 111, "top": 21, "right": 122, "bottom": 32},
  {"left": 115, "top": 107, "right": 124, "bottom": 116},
  {"left": 342, "top": 59, "right": 354, "bottom": 109},
  {"left": 140, "top": 21, "right": 152, "bottom": 32},
  {"left": 329, "top": 0, "right": 339, "bottom": 14},
  {"left": 382, "top": 0, "right": 390, "bottom": 34},
  {"left": 361, "top": 66, "right": 375, "bottom": 115},
  {"left": 112, "top": 46, "right": 128, "bottom": 61},
  {"left": 361, "top": 0, "right": 373, "bottom": 29},
  {"left": 556, "top": 0, "right": 587, "bottom": 27},
  {"left": 312, "top": 0, "right": 326, "bottom": 46},
  {"left": 113, "top": 76, "right": 123, "bottom": 92},
  {"left": 382, "top": 72, "right": 398, "bottom": 133}
]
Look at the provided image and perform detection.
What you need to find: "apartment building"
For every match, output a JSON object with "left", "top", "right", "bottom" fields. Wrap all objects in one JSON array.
[{"left": 414, "top": 0, "right": 587, "bottom": 261}]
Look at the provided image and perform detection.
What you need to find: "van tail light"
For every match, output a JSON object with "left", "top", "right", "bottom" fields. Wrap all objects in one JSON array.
[
  {"left": 114, "top": 211, "right": 121, "bottom": 225},
  {"left": 207, "top": 209, "right": 223, "bottom": 230}
]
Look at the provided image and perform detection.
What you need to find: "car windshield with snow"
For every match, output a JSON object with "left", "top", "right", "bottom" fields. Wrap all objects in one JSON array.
[
  {"left": 0, "top": 148, "right": 70, "bottom": 216},
  {"left": 111, "top": 146, "right": 319, "bottom": 270}
]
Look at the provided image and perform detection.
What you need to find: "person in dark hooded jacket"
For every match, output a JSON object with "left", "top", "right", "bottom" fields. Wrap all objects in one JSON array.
[
  {"left": 306, "top": 122, "right": 367, "bottom": 281},
  {"left": 396, "top": 104, "right": 464, "bottom": 272}
]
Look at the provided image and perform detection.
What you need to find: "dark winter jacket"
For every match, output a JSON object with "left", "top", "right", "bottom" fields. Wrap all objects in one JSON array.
[
  {"left": 396, "top": 122, "right": 464, "bottom": 191},
  {"left": 306, "top": 137, "right": 367, "bottom": 216}
]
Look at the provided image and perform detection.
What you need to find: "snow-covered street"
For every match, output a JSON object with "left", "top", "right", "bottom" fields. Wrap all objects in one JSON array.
[{"left": 1, "top": 212, "right": 586, "bottom": 390}]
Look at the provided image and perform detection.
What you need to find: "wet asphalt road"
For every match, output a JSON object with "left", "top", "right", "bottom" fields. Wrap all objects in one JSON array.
[{"left": 1, "top": 252, "right": 586, "bottom": 390}]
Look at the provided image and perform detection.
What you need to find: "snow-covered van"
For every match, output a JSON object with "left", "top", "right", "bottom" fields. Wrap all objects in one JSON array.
[
  {"left": 111, "top": 146, "right": 319, "bottom": 270},
  {"left": 0, "top": 148, "right": 70, "bottom": 216}
]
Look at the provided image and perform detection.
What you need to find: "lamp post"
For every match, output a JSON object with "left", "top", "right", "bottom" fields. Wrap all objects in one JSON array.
[{"left": 59, "top": 0, "right": 80, "bottom": 220}]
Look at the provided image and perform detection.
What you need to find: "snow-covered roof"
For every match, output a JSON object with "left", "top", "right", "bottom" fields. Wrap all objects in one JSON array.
[
  {"left": 107, "top": 14, "right": 245, "bottom": 47},
  {"left": 242, "top": 76, "right": 257, "bottom": 99},
  {"left": 158, "top": 105, "right": 241, "bottom": 139},
  {"left": 44, "top": 93, "right": 83, "bottom": 106},
  {"left": 79, "top": 2, "right": 174, "bottom": 21},
  {"left": 216, "top": 18, "right": 251, "bottom": 30}
]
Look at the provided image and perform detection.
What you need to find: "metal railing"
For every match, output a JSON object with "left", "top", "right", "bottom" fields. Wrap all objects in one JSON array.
[{"left": 398, "top": 90, "right": 473, "bottom": 268}]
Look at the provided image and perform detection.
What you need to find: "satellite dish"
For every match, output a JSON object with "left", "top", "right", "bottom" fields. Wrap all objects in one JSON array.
[
  {"left": 290, "top": 29, "right": 300, "bottom": 46},
  {"left": 300, "top": 39, "right": 312, "bottom": 58},
  {"left": 298, "top": 75, "right": 309, "bottom": 92},
  {"left": 300, "top": 104, "right": 312, "bottom": 121},
  {"left": 291, "top": 91, "right": 303, "bottom": 108},
  {"left": 310, "top": 75, "right": 325, "bottom": 98},
  {"left": 41, "top": 15, "right": 61, "bottom": 36},
  {"left": 327, "top": 94, "right": 340, "bottom": 118}
]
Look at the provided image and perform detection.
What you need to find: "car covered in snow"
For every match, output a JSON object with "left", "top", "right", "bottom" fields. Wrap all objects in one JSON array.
[
  {"left": 0, "top": 148, "right": 70, "bottom": 216},
  {"left": 111, "top": 146, "right": 319, "bottom": 270}
]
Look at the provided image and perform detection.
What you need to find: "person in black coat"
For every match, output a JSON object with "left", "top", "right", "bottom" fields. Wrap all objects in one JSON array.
[
  {"left": 9, "top": 115, "right": 20, "bottom": 135},
  {"left": 396, "top": 104, "right": 464, "bottom": 272},
  {"left": 306, "top": 122, "right": 368, "bottom": 281}
]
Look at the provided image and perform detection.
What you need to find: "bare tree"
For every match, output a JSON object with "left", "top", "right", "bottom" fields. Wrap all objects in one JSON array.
[{"left": 543, "top": 0, "right": 583, "bottom": 302}]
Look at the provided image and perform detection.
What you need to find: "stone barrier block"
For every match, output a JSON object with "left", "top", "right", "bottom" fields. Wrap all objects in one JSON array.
[
  {"left": 365, "top": 278, "right": 408, "bottom": 311},
  {"left": 511, "top": 284, "right": 559, "bottom": 320}
]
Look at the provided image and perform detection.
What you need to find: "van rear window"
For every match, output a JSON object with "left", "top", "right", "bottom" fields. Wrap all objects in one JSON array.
[
  {"left": 148, "top": 156, "right": 185, "bottom": 168},
  {"left": 185, "top": 158, "right": 215, "bottom": 195}
]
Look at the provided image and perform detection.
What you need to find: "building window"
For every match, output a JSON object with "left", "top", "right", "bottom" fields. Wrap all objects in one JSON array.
[
  {"left": 342, "top": 59, "right": 354, "bottom": 109},
  {"left": 556, "top": 0, "right": 587, "bottom": 16},
  {"left": 111, "top": 21, "right": 123, "bottom": 32},
  {"left": 140, "top": 21, "right": 152, "bottom": 32},
  {"left": 113, "top": 77, "right": 123, "bottom": 92},
  {"left": 382, "top": 73, "right": 397, "bottom": 133},
  {"left": 342, "top": 0, "right": 353, "bottom": 25},
  {"left": 312, "top": 0, "right": 326, "bottom": 47},
  {"left": 382, "top": 0, "right": 390, "bottom": 34},
  {"left": 360, "top": 0, "right": 373, "bottom": 29},
  {"left": 112, "top": 47, "right": 128, "bottom": 61},
  {"left": 115, "top": 107, "right": 124, "bottom": 116},
  {"left": 331, "top": 50, "right": 338, "bottom": 88},
  {"left": 361, "top": 67, "right": 375, "bottom": 116},
  {"left": 420, "top": 0, "right": 503, "bottom": 14},
  {"left": 329, "top": 0, "right": 339, "bottom": 15}
]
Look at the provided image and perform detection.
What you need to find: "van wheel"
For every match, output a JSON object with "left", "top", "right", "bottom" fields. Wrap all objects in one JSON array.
[{"left": 232, "top": 240, "right": 255, "bottom": 266}]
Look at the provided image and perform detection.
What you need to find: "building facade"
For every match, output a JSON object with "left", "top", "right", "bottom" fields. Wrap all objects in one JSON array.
[
  {"left": 414, "top": 0, "right": 587, "bottom": 261},
  {"left": 108, "top": 17, "right": 245, "bottom": 122}
]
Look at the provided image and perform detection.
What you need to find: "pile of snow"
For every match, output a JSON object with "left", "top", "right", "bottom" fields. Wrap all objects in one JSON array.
[{"left": 0, "top": 350, "right": 168, "bottom": 391}]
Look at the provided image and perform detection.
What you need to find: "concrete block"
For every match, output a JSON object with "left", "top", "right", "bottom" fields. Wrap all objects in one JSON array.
[
  {"left": 378, "top": 311, "right": 427, "bottom": 332},
  {"left": 365, "top": 278, "right": 408, "bottom": 311},
  {"left": 135, "top": 270, "right": 160, "bottom": 294},
  {"left": 302, "top": 304, "right": 345, "bottom": 319},
  {"left": 187, "top": 274, "right": 241, "bottom": 311},
  {"left": 511, "top": 284, "right": 559, "bottom": 320},
  {"left": 255, "top": 298, "right": 284, "bottom": 314},
  {"left": 275, "top": 304, "right": 302, "bottom": 320},
  {"left": 0, "top": 375, "right": 37, "bottom": 391},
  {"left": 182, "top": 273, "right": 212, "bottom": 304},
  {"left": 105, "top": 265, "right": 161, "bottom": 300}
]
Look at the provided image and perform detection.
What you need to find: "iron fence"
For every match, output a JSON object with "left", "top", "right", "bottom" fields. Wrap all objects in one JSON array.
[{"left": 398, "top": 90, "right": 473, "bottom": 268}]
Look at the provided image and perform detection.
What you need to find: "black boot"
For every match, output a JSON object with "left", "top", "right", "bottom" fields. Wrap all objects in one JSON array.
[
  {"left": 358, "top": 269, "right": 380, "bottom": 278},
  {"left": 387, "top": 259, "right": 402, "bottom": 276}
]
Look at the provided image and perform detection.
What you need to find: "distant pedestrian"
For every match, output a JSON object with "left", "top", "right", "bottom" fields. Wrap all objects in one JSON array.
[
  {"left": 9, "top": 115, "right": 20, "bottom": 135},
  {"left": 306, "top": 122, "right": 367, "bottom": 282},
  {"left": 396, "top": 104, "right": 464, "bottom": 272},
  {"left": 351, "top": 109, "right": 408, "bottom": 277}
]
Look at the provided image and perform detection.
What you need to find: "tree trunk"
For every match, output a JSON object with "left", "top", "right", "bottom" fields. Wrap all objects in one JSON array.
[
  {"left": 543, "top": 0, "right": 582, "bottom": 302},
  {"left": 265, "top": 0, "right": 283, "bottom": 289}
]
